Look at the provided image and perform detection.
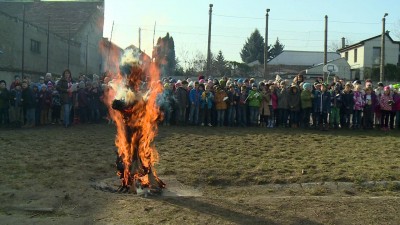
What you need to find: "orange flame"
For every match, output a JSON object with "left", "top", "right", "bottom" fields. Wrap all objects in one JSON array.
[{"left": 103, "top": 48, "right": 165, "bottom": 192}]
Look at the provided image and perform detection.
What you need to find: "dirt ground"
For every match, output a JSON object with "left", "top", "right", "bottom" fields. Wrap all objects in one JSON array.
[{"left": 0, "top": 124, "right": 399, "bottom": 225}]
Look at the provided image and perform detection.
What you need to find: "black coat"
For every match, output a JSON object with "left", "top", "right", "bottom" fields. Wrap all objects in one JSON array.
[
  {"left": 21, "top": 87, "right": 36, "bottom": 109},
  {"left": 341, "top": 90, "right": 354, "bottom": 114}
]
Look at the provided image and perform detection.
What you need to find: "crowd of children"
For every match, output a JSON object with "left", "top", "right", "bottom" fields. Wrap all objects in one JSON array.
[
  {"left": 0, "top": 72, "right": 105, "bottom": 128},
  {"left": 157, "top": 74, "right": 400, "bottom": 131},
  {"left": 0, "top": 72, "right": 399, "bottom": 131}
]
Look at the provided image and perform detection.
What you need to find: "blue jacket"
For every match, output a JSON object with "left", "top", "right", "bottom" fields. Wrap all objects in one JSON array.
[
  {"left": 313, "top": 90, "right": 331, "bottom": 113},
  {"left": 189, "top": 88, "right": 201, "bottom": 106}
]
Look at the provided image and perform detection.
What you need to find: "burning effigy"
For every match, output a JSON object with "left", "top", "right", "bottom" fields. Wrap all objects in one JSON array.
[{"left": 105, "top": 49, "right": 165, "bottom": 194}]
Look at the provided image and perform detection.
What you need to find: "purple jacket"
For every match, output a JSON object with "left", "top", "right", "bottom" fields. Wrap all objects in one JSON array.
[
  {"left": 393, "top": 93, "right": 400, "bottom": 111},
  {"left": 353, "top": 91, "right": 364, "bottom": 110}
]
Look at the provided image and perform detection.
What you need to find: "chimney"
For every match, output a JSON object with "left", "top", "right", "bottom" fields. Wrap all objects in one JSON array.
[{"left": 341, "top": 37, "right": 345, "bottom": 48}]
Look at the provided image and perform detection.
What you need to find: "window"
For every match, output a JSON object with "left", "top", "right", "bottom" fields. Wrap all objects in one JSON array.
[
  {"left": 398, "top": 54, "right": 400, "bottom": 66},
  {"left": 345, "top": 52, "right": 348, "bottom": 60},
  {"left": 372, "top": 47, "right": 381, "bottom": 65},
  {"left": 354, "top": 49, "right": 357, "bottom": 62},
  {"left": 30, "top": 39, "right": 41, "bottom": 53}
]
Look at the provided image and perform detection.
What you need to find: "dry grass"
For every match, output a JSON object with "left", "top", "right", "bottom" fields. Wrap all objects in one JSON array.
[
  {"left": 1, "top": 124, "right": 400, "bottom": 224},
  {"left": 156, "top": 127, "right": 400, "bottom": 188}
]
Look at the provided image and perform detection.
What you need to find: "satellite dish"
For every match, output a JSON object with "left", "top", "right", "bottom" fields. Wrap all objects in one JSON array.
[{"left": 323, "top": 64, "right": 339, "bottom": 73}]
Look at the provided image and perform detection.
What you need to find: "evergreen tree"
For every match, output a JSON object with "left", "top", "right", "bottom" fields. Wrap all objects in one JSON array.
[
  {"left": 268, "top": 37, "right": 284, "bottom": 61},
  {"left": 240, "top": 29, "right": 265, "bottom": 64},
  {"left": 154, "top": 33, "right": 177, "bottom": 77},
  {"left": 214, "top": 50, "right": 228, "bottom": 76}
]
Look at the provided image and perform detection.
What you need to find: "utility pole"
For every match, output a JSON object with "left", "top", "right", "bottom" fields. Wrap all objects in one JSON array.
[
  {"left": 21, "top": 3, "right": 25, "bottom": 77},
  {"left": 323, "top": 15, "right": 328, "bottom": 82},
  {"left": 152, "top": 21, "right": 156, "bottom": 61},
  {"left": 380, "top": 13, "right": 388, "bottom": 82},
  {"left": 139, "top": 27, "right": 141, "bottom": 51},
  {"left": 264, "top": 9, "right": 270, "bottom": 80},
  {"left": 107, "top": 21, "right": 114, "bottom": 70},
  {"left": 152, "top": 21, "right": 156, "bottom": 47},
  {"left": 206, "top": 4, "right": 213, "bottom": 77}
]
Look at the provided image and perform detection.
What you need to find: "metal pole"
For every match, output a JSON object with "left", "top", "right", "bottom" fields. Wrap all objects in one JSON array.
[
  {"left": 67, "top": 26, "right": 70, "bottom": 69},
  {"left": 85, "top": 34, "right": 88, "bottom": 75},
  {"left": 206, "top": 4, "right": 213, "bottom": 77},
  {"left": 323, "top": 15, "right": 328, "bottom": 82},
  {"left": 264, "top": 9, "right": 270, "bottom": 79},
  {"left": 380, "top": 13, "right": 388, "bottom": 82},
  {"left": 46, "top": 15, "right": 50, "bottom": 72},
  {"left": 21, "top": 3, "right": 25, "bottom": 77}
]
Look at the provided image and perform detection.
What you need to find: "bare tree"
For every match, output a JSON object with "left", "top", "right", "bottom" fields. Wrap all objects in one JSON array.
[
  {"left": 394, "top": 19, "right": 400, "bottom": 39},
  {"left": 329, "top": 39, "right": 352, "bottom": 52}
]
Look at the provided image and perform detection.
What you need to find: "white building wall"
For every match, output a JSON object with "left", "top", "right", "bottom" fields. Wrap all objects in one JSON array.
[
  {"left": 340, "top": 35, "right": 399, "bottom": 80},
  {"left": 363, "top": 36, "right": 398, "bottom": 67}
]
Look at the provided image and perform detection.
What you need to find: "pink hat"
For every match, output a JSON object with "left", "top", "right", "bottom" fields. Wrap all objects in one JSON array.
[
  {"left": 384, "top": 86, "right": 390, "bottom": 91},
  {"left": 175, "top": 80, "right": 182, "bottom": 88}
]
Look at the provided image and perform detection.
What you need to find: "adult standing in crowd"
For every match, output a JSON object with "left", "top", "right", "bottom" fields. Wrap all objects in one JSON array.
[
  {"left": 0, "top": 80, "right": 10, "bottom": 126},
  {"left": 174, "top": 81, "right": 188, "bottom": 126},
  {"left": 21, "top": 81, "right": 36, "bottom": 128},
  {"left": 57, "top": 69, "right": 73, "bottom": 128}
]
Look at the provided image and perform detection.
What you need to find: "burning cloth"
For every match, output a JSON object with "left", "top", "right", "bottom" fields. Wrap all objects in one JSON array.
[{"left": 107, "top": 50, "right": 165, "bottom": 194}]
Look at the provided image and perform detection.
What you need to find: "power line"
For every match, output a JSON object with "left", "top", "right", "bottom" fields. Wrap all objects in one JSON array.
[{"left": 213, "top": 13, "right": 394, "bottom": 25}]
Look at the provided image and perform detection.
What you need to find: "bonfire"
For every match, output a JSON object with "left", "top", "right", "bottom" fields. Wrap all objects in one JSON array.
[{"left": 105, "top": 49, "right": 165, "bottom": 194}]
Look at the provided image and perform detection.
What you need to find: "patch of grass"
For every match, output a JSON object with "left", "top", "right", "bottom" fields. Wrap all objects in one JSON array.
[{"left": 1, "top": 125, "right": 400, "bottom": 194}]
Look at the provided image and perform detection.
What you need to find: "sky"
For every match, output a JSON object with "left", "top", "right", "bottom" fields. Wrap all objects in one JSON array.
[{"left": 103, "top": 0, "right": 400, "bottom": 67}]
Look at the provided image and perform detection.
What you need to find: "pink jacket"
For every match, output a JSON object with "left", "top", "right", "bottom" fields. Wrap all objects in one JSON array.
[
  {"left": 270, "top": 92, "right": 278, "bottom": 110},
  {"left": 380, "top": 94, "right": 393, "bottom": 111}
]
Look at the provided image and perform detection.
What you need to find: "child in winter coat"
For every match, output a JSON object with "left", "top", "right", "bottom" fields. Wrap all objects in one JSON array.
[
  {"left": 330, "top": 85, "right": 342, "bottom": 129},
  {"left": 214, "top": 86, "right": 228, "bottom": 127},
  {"left": 268, "top": 85, "right": 278, "bottom": 128},
  {"left": 9, "top": 83, "right": 23, "bottom": 125},
  {"left": 352, "top": 84, "right": 365, "bottom": 129},
  {"left": 374, "top": 82, "right": 384, "bottom": 128},
  {"left": 237, "top": 86, "right": 248, "bottom": 127},
  {"left": 259, "top": 86, "right": 271, "bottom": 127},
  {"left": 287, "top": 84, "right": 301, "bottom": 128},
  {"left": 51, "top": 90, "right": 61, "bottom": 124},
  {"left": 313, "top": 83, "right": 331, "bottom": 130},
  {"left": 363, "top": 86, "right": 377, "bottom": 129},
  {"left": 300, "top": 83, "right": 313, "bottom": 128},
  {"left": 340, "top": 83, "right": 354, "bottom": 129},
  {"left": 247, "top": 83, "right": 262, "bottom": 126},
  {"left": 226, "top": 84, "right": 239, "bottom": 126},
  {"left": 276, "top": 81, "right": 289, "bottom": 127},
  {"left": 380, "top": 86, "right": 393, "bottom": 131},
  {"left": 39, "top": 84, "right": 52, "bottom": 125},
  {"left": 200, "top": 84, "right": 214, "bottom": 126},
  {"left": 391, "top": 87, "right": 400, "bottom": 130}
]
